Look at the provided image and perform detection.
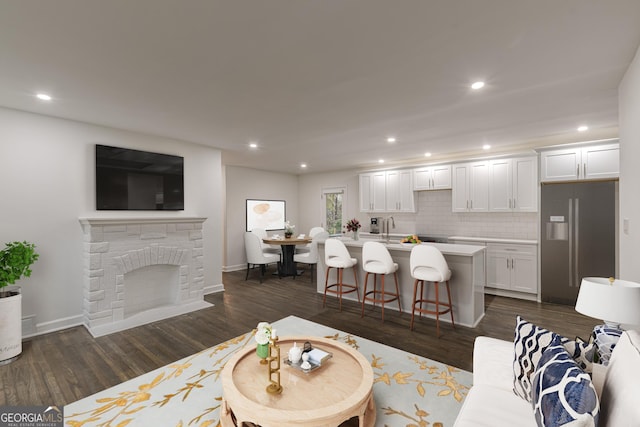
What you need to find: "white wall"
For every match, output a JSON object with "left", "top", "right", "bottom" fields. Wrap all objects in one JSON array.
[
  {"left": 0, "top": 107, "right": 223, "bottom": 336},
  {"left": 298, "top": 169, "right": 360, "bottom": 234},
  {"left": 224, "top": 166, "right": 299, "bottom": 270},
  {"left": 619, "top": 45, "right": 640, "bottom": 281}
]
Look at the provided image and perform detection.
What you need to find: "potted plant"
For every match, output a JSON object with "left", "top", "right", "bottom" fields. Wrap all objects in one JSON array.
[{"left": 0, "top": 241, "right": 39, "bottom": 364}]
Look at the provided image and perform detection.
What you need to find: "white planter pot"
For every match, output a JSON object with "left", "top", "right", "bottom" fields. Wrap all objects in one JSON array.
[{"left": 0, "top": 286, "right": 22, "bottom": 364}]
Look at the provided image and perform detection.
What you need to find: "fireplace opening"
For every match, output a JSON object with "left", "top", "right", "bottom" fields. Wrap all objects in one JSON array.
[{"left": 124, "top": 264, "right": 180, "bottom": 318}]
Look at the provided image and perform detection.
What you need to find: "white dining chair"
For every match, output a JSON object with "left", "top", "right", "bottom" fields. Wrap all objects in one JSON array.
[
  {"left": 244, "top": 232, "right": 280, "bottom": 283},
  {"left": 409, "top": 245, "right": 455, "bottom": 337},
  {"left": 251, "top": 228, "right": 281, "bottom": 256},
  {"left": 294, "top": 231, "right": 329, "bottom": 282},
  {"left": 295, "top": 226, "right": 326, "bottom": 254},
  {"left": 324, "top": 238, "right": 360, "bottom": 311}
]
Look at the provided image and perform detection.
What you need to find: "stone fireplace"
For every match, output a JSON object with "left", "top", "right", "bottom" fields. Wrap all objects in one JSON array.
[{"left": 79, "top": 217, "right": 210, "bottom": 337}]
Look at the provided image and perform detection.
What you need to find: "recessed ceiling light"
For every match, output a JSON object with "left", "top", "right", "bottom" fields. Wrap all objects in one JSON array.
[
  {"left": 482, "top": 144, "right": 491, "bottom": 150},
  {"left": 577, "top": 125, "right": 589, "bottom": 132},
  {"left": 471, "top": 81, "right": 485, "bottom": 90},
  {"left": 36, "top": 93, "right": 52, "bottom": 101},
  {"left": 387, "top": 137, "right": 396, "bottom": 143},
  {"left": 378, "top": 159, "right": 385, "bottom": 164},
  {"left": 300, "top": 163, "right": 307, "bottom": 168},
  {"left": 424, "top": 152, "right": 432, "bottom": 157},
  {"left": 249, "top": 142, "right": 258, "bottom": 149}
]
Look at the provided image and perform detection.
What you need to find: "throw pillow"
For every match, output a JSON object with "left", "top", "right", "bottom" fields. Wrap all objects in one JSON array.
[
  {"left": 531, "top": 334, "right": 599, "bottom": 427},
  {"left": 513, "top": 316, "right": 595, "bottom": 402}
]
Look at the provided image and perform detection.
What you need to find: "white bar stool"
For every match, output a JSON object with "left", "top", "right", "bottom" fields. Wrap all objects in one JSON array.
[
  {"left": 361, "top": 241, "right": 402, "bottom": 322},
  {"left": 323, "top": 238, "right": 360, "bottom": 311},
  {"left": 409, "top": 245, "right": 455, "bottom": 337}
]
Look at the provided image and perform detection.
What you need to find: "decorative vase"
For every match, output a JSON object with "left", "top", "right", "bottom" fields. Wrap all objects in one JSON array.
[
  {"left": 0, "top": 286, "right": 22, "bottom": 365},
  {"left": 284, "top": 232, "right": 293, "bottom": 238},
  {"left": 256, "top": 343, "right": 269, "bottom": 359},
  {"left": 353, "top": 230, "right": 359, "bottom": 241}
]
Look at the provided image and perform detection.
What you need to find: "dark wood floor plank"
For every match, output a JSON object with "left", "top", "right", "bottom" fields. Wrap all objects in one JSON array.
[{"left": 0, "top": 270, "right": 596, "bottom": 406}]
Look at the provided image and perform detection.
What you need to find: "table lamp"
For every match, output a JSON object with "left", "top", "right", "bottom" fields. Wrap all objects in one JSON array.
[{"left": 575, "top": 277, "right": 640, "bottom": 365}]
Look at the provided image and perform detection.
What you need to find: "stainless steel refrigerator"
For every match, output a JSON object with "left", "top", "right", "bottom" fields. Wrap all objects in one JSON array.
[{"left": 541, "top": 181, "right": 616, "bottom": 305}]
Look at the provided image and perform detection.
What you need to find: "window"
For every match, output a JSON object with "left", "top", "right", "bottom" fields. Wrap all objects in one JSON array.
[{"left": 322, "top": 187, "right": 345, "bottom": 235}]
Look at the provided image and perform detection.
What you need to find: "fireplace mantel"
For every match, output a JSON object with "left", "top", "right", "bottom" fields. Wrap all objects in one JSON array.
[
  {"left": 79, "top": 216, "right": 210, "bottom": 337},
  {"left": 79, "top": 217, "right": 207, "bottom": 227}
]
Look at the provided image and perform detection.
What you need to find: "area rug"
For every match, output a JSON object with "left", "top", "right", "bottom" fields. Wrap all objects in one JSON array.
[{"left": 65, "top": 316, "right": 472, "bottom": 427}]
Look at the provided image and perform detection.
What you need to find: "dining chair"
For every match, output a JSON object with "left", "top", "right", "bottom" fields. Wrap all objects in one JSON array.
[
  {"left": 409, "top": 245, "right": 455, "bottom": 337},
  {"left": 295, "top": 226, "right": 326, "bottom": 254},
  {"left": 250, "top": 228, "right": 281, "bottom": 256},
  {"left": 294, "top": 231, "right": 329, "bottom": 282},
  {"left": 323, "top": 238, "right": 360, "bottom": 311},
  {"left": 361, "top": 241, "right": 401, "bottom": 322},
  {"left": 244, "top": 232, "right": 280, "bottom": 283}
]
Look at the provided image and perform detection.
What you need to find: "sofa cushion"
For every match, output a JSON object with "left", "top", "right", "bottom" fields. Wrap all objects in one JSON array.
[
  {"left": 513, "top": 316, "right": 595, "bottom": 402},
  {"left": 453, "top": 385, "right": 538, "bottom": 427},
  {"left": 599, "top": 330, "right": 640, "bottom": 426},
  {"left": 531, "top": 334, "right": 599, "bottom": 427}
]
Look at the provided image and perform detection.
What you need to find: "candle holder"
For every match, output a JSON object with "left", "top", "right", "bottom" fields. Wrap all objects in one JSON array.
[{"left": 266, "top": 336, "right": 283, "bottom": 394}]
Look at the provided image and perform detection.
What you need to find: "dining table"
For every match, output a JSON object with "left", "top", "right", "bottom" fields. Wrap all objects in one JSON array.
[{"left": 263, "top": 236, "right": 312, "bottom": 277}]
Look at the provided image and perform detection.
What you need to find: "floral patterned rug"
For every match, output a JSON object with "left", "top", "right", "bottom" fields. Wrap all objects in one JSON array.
[{"left": 65, "top": 316, "right": 472, "bottom": 427}]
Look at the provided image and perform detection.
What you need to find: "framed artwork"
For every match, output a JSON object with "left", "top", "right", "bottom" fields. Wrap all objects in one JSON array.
[{"left": 246, "top": 199, "right": 286, "bottom": 231}]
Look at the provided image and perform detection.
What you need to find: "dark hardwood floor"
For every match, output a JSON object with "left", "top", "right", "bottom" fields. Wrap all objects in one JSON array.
[{"left": 0, "top": 268, "right": 595, "bottom": 407}]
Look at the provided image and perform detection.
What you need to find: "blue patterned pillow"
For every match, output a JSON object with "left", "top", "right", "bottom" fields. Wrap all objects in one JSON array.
[
  {"left": 531, "top": 334, "right": 599, "bottom": 427},
  {"left": 513, "top": 316, "right": 595, "bottom": 402}
]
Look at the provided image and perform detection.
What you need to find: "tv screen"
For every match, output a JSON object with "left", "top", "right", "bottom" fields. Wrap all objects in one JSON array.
[{"left": 96, "top": 144, "right": 184, "bottom": 210}]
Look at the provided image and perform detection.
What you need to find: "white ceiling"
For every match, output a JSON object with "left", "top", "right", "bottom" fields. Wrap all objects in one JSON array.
[{"left": 2, "top": 1, "right": 640, "bottom": 174}]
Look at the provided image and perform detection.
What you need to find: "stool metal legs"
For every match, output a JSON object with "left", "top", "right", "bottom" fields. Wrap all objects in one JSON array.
[
  {"left": 361, "top": 272, "right": 402, "bottom": 322},
  {"left": 410, "top": 278, "right": 455, "bottom": 337},
  {"left": 323, "top": 266, "right": 360, "bottom": 311}
]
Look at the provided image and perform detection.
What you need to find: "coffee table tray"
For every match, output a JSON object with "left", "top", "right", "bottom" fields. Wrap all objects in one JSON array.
[{"left": 284, "top": 351, "right": 333, "bottom": 374}]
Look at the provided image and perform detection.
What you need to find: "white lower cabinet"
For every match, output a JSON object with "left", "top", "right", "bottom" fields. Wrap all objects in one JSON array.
[{"left": 486, "top": 243, "right": 537, "bottom": 294}]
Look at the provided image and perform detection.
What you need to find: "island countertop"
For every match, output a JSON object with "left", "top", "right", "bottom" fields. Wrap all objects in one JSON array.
[{"left": 332, "top": 238, "right": 485, "bottom": 256}]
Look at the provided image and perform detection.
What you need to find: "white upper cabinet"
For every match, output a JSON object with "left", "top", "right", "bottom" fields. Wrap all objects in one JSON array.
[
  {"left": 386, "top": 169, "right": 415, "bottom": 212},
  {"left": 360, "top": 170, "right": 415, "bottom": 213},
  {"left": 540, "top": 143, "right": 619, "bottom": 182},
  {"left": 359, "top": 171, "right": 386, "bottom": 212},
  {"left": 489, "top": 157, "right": 538, "bottom": 212},
  {"left": 413, "top": 165, "right": 452, "bottom": 191},
  {"left": 452, "top": 161, "right": 489, "bottom": 212}
]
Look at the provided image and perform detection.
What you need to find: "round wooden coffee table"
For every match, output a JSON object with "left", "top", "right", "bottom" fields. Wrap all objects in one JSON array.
[{"left": 220, "top": 336, "right": 375, "bottom": 427}]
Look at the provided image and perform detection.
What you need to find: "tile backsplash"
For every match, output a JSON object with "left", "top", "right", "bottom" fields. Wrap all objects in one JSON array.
[{"left": 367, "top": 190, "right": 539, "bottom": 240}]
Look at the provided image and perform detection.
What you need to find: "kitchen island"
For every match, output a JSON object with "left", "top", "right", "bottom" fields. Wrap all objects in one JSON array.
[{"left": 317, "top": 239, "right": 486, "bottom": 328}]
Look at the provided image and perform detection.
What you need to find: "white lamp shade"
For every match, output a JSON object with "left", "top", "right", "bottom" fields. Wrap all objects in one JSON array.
[{"left": 575, "top": 277, "right": 640, "bottom": 326}]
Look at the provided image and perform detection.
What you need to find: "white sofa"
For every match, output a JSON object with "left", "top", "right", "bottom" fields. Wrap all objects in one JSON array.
[{"left": 454, "top": 330, "right": 640, "bottom": 427}]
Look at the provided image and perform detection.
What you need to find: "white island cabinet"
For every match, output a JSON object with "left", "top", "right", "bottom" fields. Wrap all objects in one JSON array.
[{"left": 316, "top": 240, "right": 486, "bottom": 328}]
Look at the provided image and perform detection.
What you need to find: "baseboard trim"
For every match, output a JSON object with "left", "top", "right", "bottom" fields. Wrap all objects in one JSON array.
[
  {"left": 23, "top": 314, "right": 84, "bottom": 339},
  {"left": 204, "top": 283, "right": 225, "bottom": 294},
  {"left": 223, "top": 264, "right": 246, "bottom": 273}
]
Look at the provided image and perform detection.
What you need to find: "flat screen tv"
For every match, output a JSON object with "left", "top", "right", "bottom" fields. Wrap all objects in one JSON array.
[{"left": 96, "top": 144, "right": 184, "bottom": 210}]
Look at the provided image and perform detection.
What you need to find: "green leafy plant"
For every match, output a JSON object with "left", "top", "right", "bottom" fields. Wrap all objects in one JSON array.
[{"left": 0, "top": 241, "right": 39, "bottom": 292}]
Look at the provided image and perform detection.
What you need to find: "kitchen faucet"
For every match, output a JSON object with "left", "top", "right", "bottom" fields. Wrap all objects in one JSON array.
[{"left": 385, "top": 216, "right": 395, "bottom": 243}]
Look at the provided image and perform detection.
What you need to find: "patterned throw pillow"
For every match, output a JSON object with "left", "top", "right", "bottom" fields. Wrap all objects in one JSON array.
[
  {"left": 513, "top": 316, "right": 595, "bottom": 402},
  {"left": 531, "top": 334, "right": 599, "bottom": 427}
]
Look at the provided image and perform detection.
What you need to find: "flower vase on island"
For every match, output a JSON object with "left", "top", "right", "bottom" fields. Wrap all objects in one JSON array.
[{"left": 344, "top": 218, "right": 361, "bottom": 241}]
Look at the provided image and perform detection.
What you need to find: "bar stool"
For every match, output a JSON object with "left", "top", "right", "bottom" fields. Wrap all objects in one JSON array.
[
  {"left": 361, "top": 241, "right": 402, "bottom": 322},
  {"left": 323, "top": 238, "right": 360, "bottom": 311},
  {"left": 409, "top": 245, "right": 455, "bottom": 337}
]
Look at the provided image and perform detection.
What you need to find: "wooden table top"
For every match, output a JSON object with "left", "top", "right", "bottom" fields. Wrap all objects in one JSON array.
[
  {"left": 262, "top": 236, "right": 312, "bottom": 245},
  {"left": 221, "top": 336, "right": 375, "bottom": 427}
]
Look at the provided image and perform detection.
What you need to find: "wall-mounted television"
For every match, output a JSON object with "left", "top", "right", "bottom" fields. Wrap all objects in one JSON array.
[{"left": 96, "top": 144, "right": 184, "bottom": 210}]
